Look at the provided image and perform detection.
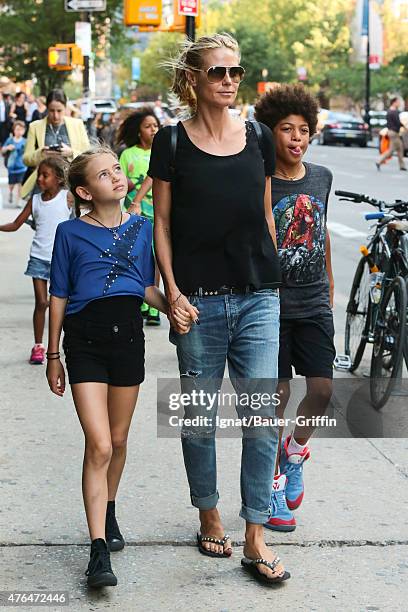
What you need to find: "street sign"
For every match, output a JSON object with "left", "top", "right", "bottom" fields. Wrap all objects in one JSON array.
[
  {"left": 124, "top": 0, "right": 162, "bottom": 26},
  {"left": 75, "top": 21, "right": 92, "bottom": 56},
  {"left": 178, "top": 0, "right": 199, "bottom": 17},
  {"left": 369, "top": 54, "right": 381, "bottom": 70},
  {"left": 65, "top": 0, "right": 106, "bottom": 12}
]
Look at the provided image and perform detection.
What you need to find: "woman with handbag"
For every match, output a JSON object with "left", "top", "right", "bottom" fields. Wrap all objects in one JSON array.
[{"left": 22, "top": 89, "right": 89, "bottom": 199}]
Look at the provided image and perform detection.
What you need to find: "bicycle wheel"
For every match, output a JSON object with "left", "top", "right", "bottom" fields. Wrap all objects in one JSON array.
[
  {"left": 370, "top": 275, "right": 407, "bottom": 410},
  {"left": 345, "top": 256, "right": 371, "bottom": 372}
]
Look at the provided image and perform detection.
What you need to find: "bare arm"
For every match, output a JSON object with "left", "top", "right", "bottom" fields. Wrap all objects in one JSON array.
[
  {"left": 1, "top": 142, "right": 14, "bottom": 153},
  {"left": 46, "top": 295, "right": 68, "bottom": 396},
  {"left": 128, "top": 176, "right": 153, "bottom": 215},
  {"left": 153, "top": 178, "right": 180, "bottom": 300},
  {"left": 0, "top": 199, "right": 32, "bottom": 232},
  {"left": 144, "top": 285, "right": 167, "bottom": 313},
  {"left": 264, "top": 176, "right": 278, "bottom": 250},
  {"left": 325, "top": 230, "right": 334, "bottom": 307},
  {"left": 153, "top": 178, "right": 199, "bottom": 324}
]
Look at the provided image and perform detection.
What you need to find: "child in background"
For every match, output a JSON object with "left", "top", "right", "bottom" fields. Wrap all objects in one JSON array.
[
  {"left": 117, "top": 110, "right": 162, "bottom": 325},
  {"left": 1, "top": 120, "right": 27, "bottom": 206},
  {"left": 0, "top": 156, "right": 72, "bottom": 364},
  {"left": 255, "top": 84, "right": 335, "bottom": 532},
  {"left": 46, "top": 146, "right": 195, "bottom": 588}
]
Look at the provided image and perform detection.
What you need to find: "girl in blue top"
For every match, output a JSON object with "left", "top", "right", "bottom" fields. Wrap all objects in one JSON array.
[{"left": 46, "top": 145, "right": 194, "bottom": 588}]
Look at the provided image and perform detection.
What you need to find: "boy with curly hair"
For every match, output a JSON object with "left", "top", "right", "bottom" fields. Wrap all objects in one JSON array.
[{"left": 255, "top": 84, "right": 335, "bottom": 532}]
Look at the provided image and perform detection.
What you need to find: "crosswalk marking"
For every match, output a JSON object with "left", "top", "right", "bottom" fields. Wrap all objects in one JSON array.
[{"left": 327, "top": 221, "right": 367, "bottom": 239}]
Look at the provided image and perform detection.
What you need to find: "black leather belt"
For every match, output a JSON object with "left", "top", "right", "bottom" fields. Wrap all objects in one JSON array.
[{"left": 188, "top": 285, "right": 253, "bottom": 297}]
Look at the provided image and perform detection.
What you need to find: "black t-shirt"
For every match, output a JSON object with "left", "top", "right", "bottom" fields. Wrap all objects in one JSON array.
[
  {"left": 272, "top": 162, "right": 333, "bottom": 318},
  {"left": 148, "top": 121, "right": 281, "bottom": 293},
  {"left": 387, "top": 109, "right": 402, "bottom": 133}
]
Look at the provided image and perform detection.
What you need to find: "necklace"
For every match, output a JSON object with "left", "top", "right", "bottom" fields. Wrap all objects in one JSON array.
[
  {"left": 275, "top": 164, "right": 305, "bottom": 181},
  {"left": 49, "top": 123, "right": 62, "bottom": 143},
  {"left": 85, "top": 211, "right": 123, "bottom": 240}
]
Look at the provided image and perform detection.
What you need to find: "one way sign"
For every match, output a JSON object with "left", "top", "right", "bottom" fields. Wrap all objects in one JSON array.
[{"left": 65, "top": 0, "right": 106, "bottom": 11}]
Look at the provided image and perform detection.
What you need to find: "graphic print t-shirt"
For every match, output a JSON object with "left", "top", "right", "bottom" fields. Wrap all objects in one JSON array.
[
  {"left": 272, "top": 163, "right": 333, "bottom": 318},
  {"left": 120, "top": 146, "right": 153, "bottom": 218}
]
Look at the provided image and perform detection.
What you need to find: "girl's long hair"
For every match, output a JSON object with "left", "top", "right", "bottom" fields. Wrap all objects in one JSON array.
[
  {"left": 116, "top": 109, "right": 160, "bottom": 148},
  {"left": 68, "top": 145, "right": 118, "bottom": 217}
]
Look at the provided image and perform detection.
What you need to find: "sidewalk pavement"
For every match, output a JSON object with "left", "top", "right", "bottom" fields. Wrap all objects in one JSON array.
[{"left": 0, "top": 208, "right": 407, "bottom": 611}]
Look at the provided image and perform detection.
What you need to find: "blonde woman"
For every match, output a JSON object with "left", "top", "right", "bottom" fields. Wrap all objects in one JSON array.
[{"left": 149, "top": 33, "right": 290, "bottom": 585}]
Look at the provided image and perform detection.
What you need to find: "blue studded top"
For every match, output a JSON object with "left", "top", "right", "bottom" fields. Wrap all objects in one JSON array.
[{"left": 49, "top": 214, "right": 155, "bottom": 315}]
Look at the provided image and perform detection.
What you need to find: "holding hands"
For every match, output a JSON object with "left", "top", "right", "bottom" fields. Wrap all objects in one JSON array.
[
  {"left": 167, "top": 290, "right": 199, "bottom": 334},
  {"left": 145, "top": 286, "right": 198, "bottom": 334}
]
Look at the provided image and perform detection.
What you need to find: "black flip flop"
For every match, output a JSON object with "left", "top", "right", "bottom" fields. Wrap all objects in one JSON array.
[
  {"left": 241, "top": 556, "right": 290, "bottom": 586},
  {"left": 197, "top": 533, "right": 232, "bottom": 558}
]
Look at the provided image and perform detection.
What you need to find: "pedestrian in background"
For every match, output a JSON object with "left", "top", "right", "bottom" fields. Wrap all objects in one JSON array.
[
  {"left": 46, "top": 146, "right": 192, "bottom": 588},
  {"left": 0, "top": 92, "right": 11, "bottom": 144},
  {"left": 9, "top": 92, "right": 28, "bottom": 127},
  {"left": 22, "top": 89, "right": 89, "bottom": 199},
  {"left": 31, "top": 96, "right": 47, "bottom": 122},
  {"left": 117, "top": 109, "right": 161, "bottom": 325},
  {"left": 376, "top": 97, "right": 407, "bottom": 171},
  {"left": 1, "top": 120, "right": 27, "bottom": 206},
  {"left": 150, "top": 33, "right": 289, "bottom": 586},
  {"left": 26, "top": 94, "right": 38, "bottom": 123},
  {"left": 0, "top": 156, "right": 72, "bottom": 365},
  {"left": 255, "top": 84, "right": 335, "bottom": 533}
]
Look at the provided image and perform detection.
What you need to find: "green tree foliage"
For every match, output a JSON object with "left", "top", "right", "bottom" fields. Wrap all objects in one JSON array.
[
  {"left": 139, "top": 32, "right": 184, "bottom": 95},
  {"left": 0, "top": 0, "right": 128, "bottom": 93}
]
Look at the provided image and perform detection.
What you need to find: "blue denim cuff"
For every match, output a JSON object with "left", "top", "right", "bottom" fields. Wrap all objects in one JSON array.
[
  {"left": 191, "top": 490, "right": 219, "bottom": 510},
  {"left": 239, "top": 503, "right": 270, "bottom": 524}
]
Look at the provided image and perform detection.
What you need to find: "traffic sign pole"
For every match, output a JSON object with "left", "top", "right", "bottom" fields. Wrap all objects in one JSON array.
[{"left": 185, "top": 15, "right": 195, "bottom": 41}]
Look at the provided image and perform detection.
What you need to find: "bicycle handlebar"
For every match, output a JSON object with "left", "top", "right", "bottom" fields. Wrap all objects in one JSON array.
[
  {"left": 365, "top": 212, "right": 385, "bottom": 220},
  {"left": 335, "top": 190, "right": 408, "bottom": 213},
  {"left": 335, "top": 190, "right": 363, "bottom": 199},
  {"left": 335, "top": 190, "right": 378, "bottom": 205}
]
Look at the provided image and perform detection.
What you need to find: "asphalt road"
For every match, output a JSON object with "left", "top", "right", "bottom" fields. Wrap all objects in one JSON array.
[{"left": 306, "top": 143, "right": 408, "bottom": 372}]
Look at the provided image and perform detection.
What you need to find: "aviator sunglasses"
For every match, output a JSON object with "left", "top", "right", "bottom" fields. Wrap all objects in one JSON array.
[{"left": 194, "top": 65, "right": 246, "bottom": 84}]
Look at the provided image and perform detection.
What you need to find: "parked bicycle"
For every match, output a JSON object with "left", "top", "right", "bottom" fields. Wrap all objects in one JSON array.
[{"left": 336, "top": 190, "right": 408, "bottom": 409}]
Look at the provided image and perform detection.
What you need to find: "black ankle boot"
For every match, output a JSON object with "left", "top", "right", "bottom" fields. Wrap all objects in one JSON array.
[
  {"left": 86, "top": 538, "right": 117, "bottom": 588},
  {"left": 105, "top": 501, "right": 125, "bottom": 552}
]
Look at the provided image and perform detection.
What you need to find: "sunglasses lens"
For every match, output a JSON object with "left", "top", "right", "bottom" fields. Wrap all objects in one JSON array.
[
  {"left": 230, "top": 67, "right": 245, "bottom": 82},
  {"left": 207, "top": 66, "right": 226, "bottom": 83}
]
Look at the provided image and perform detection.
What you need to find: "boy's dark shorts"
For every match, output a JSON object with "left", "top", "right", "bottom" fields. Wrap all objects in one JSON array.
[
  {"left": 62, "top": 315, "right": 145, "bottom": 387},
  {"left": 278, "top": 312, "right": 335, "bottom": 380}
]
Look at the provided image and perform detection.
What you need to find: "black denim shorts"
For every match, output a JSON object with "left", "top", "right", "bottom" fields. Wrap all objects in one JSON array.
[{"left": 62, "top": 297, "right": 145, "bottom": 387}]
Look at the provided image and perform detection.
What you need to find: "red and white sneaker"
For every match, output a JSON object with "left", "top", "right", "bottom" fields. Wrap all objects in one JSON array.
[
  {"left": 280, "top": 436, "right": 311, "bottom": 510},
  {"left": 29, "top": 344, "right": 45, "bottom": 365},
  {"left": 264, "top": 474, "right": 296, "bottom": 532}
]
